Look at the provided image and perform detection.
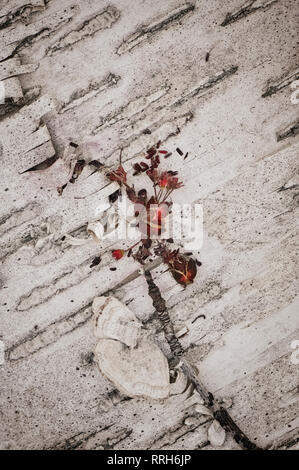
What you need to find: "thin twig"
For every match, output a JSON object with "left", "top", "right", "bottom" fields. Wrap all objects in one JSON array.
[{"left": 144, "top": 269, "right": 262, "bottom": 451}]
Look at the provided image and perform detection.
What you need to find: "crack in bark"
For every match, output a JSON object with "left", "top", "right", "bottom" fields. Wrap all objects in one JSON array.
[
  {"left": 262, "top": 69, "right": 299, "bottom": 97},
  {"left": 221, "top": 0, "right": 278, "bottom": 27},
  {"left": 48, "top": 423, "right": 114, "bottom": 450},
  {"left": 117, "top": 3, "right": 195, "bottom": 55},
  {"left": 144, "top": 269, "right": 262, "bottom": 450},
  {"left": 150, "top": 416, "right": 211, "bottom": 449},
  {"left": 276, "top": 121, "right": 299, "bottom": 142},
  {"left": 172, "top": 66, "right": 238, "bottom": 107},
  {"left": 59, "top": 73, "right": 120, "bottom": 114},
  {"left": 6, "top": 301, "right": 93, "bottom": 362},
  {"left": 277, "top": 183, "right": 299, "bottom": 193}
]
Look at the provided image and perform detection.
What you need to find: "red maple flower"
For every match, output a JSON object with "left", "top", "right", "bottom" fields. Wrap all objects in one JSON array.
[
  {"left": 158, "top": 171, "right": 183, "bottom": 190},
  {"left": 108, "top": 165, "right": 127, "bottom": 185},
  {"left": 155, "top": 245, "right": 197, "bottom": 286},
  {"left": 112, "top": 249, "right": 124, "bottom": 260},
  {"left": 169, "top": 255, "right": 197, "bottom": 286}
]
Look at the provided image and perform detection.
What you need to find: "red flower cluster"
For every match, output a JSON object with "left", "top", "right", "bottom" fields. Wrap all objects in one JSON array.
[
  {"left": 158, "top": 171, "right": 183, "bottom": 190},
  {"left": 107, "top": 143, "right": 198, "bottom": 286}
]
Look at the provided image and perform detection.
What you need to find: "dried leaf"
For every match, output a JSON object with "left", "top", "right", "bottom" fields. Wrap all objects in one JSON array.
[{"left": 90, "top": 256, "right": 101, "bottom": 268}]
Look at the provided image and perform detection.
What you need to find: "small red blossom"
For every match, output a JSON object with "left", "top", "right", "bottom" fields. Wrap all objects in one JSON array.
[
  {"left": 169, "top": 255, "right": 197, "bottom": 286},
  {"left": 112, "top": 249, "right": 124, "bottom": 260},
  {"left": 155, "top": 245, "right": 198, "bottom": 286},
  {"left": 108, "top": 165, "right": 127, "bottom": 185},
  {"left": 158, "top": 171, "right": 183, "bottom": 190}
]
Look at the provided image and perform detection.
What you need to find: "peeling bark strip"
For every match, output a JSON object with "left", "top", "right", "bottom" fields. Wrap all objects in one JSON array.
[
  {"left": 0, "top": 94, "right": 56, "bottom": 172},
  {"left": 0, "top": 78, "right": 38, "bottom": 117},
  {"left": 144, "top": 270, "right": 261, "bottom": 450},
  {"left": 221, "top": 0, "right": 278, "bottom": 27},
  {"left": 172, "top": 66, "right": 238, "bottom": 106},
  {"left": 0, "top": 5, "right": 78, "bottom": 62},
  {"left": 0, "top": 57, "right": 38, "bottom": 81},
  {"left": 46, "top": 5, "right": 120, "bottom": 56},
  {"left": 59, "top": 73, "right": 120, "bottom": 113},
  {"left": 262, "top": 69, "right": 299, "bottom": 97},
  {"left": 117, "top": 3, "right": 195, "bottom": 55},
  {"left": 16, "top": 250, "right": 104, "bottom": 311},
  {"left": 0, "top": 0, "right": 46, "bottom": 30},
  {"left": 0, "top": 202, "right": 41, "bottom": 237},
  {"left": 276, "top": 121, "right": 299, "bottom": 141}
]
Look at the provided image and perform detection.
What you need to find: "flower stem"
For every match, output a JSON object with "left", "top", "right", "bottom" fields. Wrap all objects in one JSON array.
[{"left": 144, "top": 269, "right": 262, "bottom": 451}]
